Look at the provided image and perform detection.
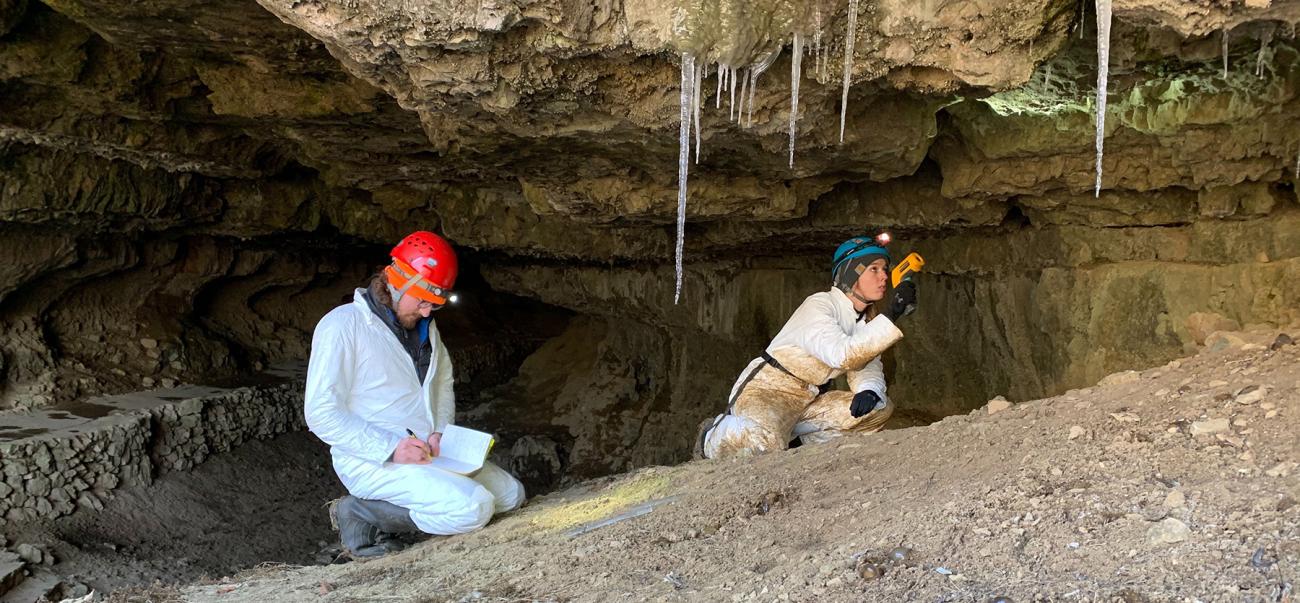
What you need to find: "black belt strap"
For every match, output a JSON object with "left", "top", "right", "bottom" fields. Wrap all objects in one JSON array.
[{"left": 759, "top": 352, "right": 797, "bottom": 380}]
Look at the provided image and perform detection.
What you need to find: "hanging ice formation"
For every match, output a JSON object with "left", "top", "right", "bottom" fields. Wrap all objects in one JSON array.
[
  {"left": 840, "top": 0, "right": 859, "bottom": 143},
  {"left": 790, "top": 33, "right": 805, "bottom": 168},
  {"left": 716, "top": 64, "right": 725, "bottom": 109},
  {"left": 693, "top": 62, "right": 703, "bottom": 163},
  {"left": 729, "top": 65, "right": 739, "bottom": 120},
  {"left": 1078, "top": 0, "right": 1086, "bottom": 39},
  {"left": 675, "top": 53, "right": 695, "bottom": 304},
  {"left": 1255, "top": 29, "right": 1272, "bottom": 78},
  {"left": 813, "top": 5, "right": 824, "bottom": 79},
  {"left": 1222, "top": 29, "right": 1229, "bottom": 78},
  {"left": 1093, "top": 0, "right": 1111, "bottom": 197}
]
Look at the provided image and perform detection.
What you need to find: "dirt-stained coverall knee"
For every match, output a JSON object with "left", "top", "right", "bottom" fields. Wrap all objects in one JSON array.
[
  {"left": 305, "top": 289, "right": 526, "bottom": 535},
  {"left": 702, "top": 287, "right": 902, "bottom": 459}
]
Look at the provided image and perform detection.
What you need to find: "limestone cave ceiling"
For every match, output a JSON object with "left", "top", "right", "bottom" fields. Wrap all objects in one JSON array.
[{"left": 2, "top": 0, "right": 1300, "bottom": 264}]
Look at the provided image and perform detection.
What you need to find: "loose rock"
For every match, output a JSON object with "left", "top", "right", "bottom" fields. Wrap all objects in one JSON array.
[
  {"left": 1264, "top": 462, "right": 1296, "bottom": 478},
  {"left": 1186, "top": 313, "right": 1240, "bottom": 344},
  {"left": 986, "top": 397, "right": 1012, "bottom": 415},
  {"left": 1189, "top": 418, "right": 1230, "bottom": 436},
  {"left": 1146, "top": 518, "right": 1190, "bottom": 545},
  {"left": 1163, "top": 490, "right": 1186, "bottom": 509}
]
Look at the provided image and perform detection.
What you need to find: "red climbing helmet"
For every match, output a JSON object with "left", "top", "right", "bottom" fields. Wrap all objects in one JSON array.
[{"left": 384, "top": 231, "right": 458, "bottom": 304}]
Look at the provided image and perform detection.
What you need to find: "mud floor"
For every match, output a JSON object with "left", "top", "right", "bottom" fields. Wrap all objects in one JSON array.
[
  {"left": 158, "top": 331, "right": 1299, "bottom": 603},
  {"left": 4, "top": 431, "right": 343, "bottom": 596}
]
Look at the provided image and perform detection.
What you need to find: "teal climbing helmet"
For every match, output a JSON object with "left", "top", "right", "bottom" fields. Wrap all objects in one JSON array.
[{"left": 831, "top": 233, "right": 891, "bottom": 292}]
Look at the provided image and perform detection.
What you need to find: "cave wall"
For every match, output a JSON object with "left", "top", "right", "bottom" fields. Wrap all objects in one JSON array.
[{"left": 3, "top": 0, "right": 1300, "bottom": 487}]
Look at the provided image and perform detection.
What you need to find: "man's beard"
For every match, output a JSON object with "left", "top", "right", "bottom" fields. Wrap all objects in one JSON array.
[{"left": 397, "top": 313, "right": 422, "bottom": 330}]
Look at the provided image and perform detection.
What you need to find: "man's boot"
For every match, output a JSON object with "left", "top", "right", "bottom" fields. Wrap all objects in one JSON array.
[{"left": 331, "top": 496, "right": 422, "bottom": 558}]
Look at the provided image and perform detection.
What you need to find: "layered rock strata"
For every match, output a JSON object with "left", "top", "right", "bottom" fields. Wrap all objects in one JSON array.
[{"left": 1, "top": 0, "right": 1298, "bottom": 487}]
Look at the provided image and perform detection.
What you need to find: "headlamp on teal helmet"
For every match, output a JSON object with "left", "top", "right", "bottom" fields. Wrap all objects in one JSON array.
[{"left": 831, "top": 232, "right": 892, "bottom": 293}]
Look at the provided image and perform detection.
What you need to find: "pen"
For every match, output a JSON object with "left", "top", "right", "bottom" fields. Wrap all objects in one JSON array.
[{"left": 406, "top": 429, "right": 433, "bottom": 460}]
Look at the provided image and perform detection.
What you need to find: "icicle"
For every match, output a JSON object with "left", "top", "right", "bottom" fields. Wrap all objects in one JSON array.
[
  {"left": 675, "top": 53, "right": 695, "bottom": 304},
  {"left": 840, "top": 0, "right": 859, "bottom": 144},
  {"left": 790, "top": 33, "right": 804, "bottom": 168},
  {"left": 813, "top": 5, "right": 825, "bottom": 81},
  {"left": 1222, "top": 29, "right": 1229, "bottom": 79},
  {"left": 716, "top": 63, "right": 725, "bottom": 109},
  {"left": 1094, "top": 0, "right": 1111, "bottom": 198},
  {"left": 746, "top": 68, "right": 757, "bottom": 126},
  {"left": 1255, "top": 29, "right": 1272, "bottom": 79},
  {"left": 693, "top": 61, "right": 703, "bottom": 163},
  {"left": 737, "top": 66, "right": 749, "bottom": 122},
  {"left": 729, "top": 66, "right": 738, "bottom": 120},
  {"left": 1078, "top": 0, "right": 1086, "bottom": 39}
]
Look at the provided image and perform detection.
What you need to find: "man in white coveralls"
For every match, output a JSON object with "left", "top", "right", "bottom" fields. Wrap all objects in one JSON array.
[{"left": 305, "top": 231, "right": 525, "bottom": 558}]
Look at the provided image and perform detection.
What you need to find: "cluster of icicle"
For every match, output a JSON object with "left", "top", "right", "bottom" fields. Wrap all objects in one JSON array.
[{"left": 673, "top": 2, "right": 860, "bottom": 303}]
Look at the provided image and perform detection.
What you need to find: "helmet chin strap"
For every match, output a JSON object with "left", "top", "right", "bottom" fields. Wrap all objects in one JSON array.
[
  {"left": 386, "top": 283, "right": 406, "bottom": 305},
  {"left": 848, "top": 289, "right": 872, "bottom": 306}
]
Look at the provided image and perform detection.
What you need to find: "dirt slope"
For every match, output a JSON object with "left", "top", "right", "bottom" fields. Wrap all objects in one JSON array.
[{"left": 183, "top": 332, "right": 1299, "bottom": 603}]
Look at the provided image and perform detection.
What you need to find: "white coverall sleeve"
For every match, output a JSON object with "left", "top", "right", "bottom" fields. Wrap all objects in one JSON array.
[
  {"left": 794, "top": 301, "right": 904, "bottom": 373},
  {"left": 846, "top": 356, "right": 887, "bottom": 398},
  {"left": 304, "top": 316, "right": 404, "bottom": 464},
  {"left": 432, "top": 334, "right": 455, "bottom": 433}
]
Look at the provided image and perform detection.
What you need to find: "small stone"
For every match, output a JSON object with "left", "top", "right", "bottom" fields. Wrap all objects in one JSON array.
[
  {"left": 1189, "top": 418, "right": 1230, "bottom": 436},
  {"left": 1163, "top": 490, "right": 1186, "bottom": 509},
  {"left": 1109, "top": 412, "right": 1140, "bottom": 423},
  {"left": 1099, "top": 370, "right": 1140, "bottom": 387},
  {"left": 1068, "top": 426, "right": 1085, "bottom": 440},
  {"left": 1241, "top": 344, "right": 1266, "bottom": 352},
  {"left": 142, "top": 377, "right": 155, "bottom": 388},
  {"left": 1235, "top": 387, "right": 1265, "bottom": 405},
  {"left": 161, "top": 378, "right": 177, "bottom": 389},
  {"left": 1147, "top": 518, "right": 1191, "bottom": 545},
  {"left": 1207, "top": 380, "right": 1229, "bottom": 388},
  {"left": 140, "top": 338, "right": 158, "bottom": 349},
  {"left": 857, "top": 563, "right": 884, "bottom": 581},
  {"left": 887, "top": 547, "right": 913, "bottom": 564},
  {"left": 1270, "top": 333, "right": 1295, "bottom": 350},
  {"left": 1165, "top": 360, "right": 1182, "bottom": 369},
  {"left": 1205, "top": 332, "right": 1248, "bottom": 353},
  {"left": 1264, "top": 462, "right": 1297, "bottom": 478},
  {"left": 1265, "top": 410, "right": 1279, "bottom": 419},
  {"left": 1153, "top": 388, "right": 1169, "bottom": 397},
  {"left": 986, "top": 397, "right": 1012, "bottom": 415},
  {"left": 15, "top": 543, "right": 43, "bottom": 564},
  {"left": 1186, "top": 313, "right": 1240, "bottom": 345},
  {"left": 1260, "top": 402, "right": 1276, "bottom": 410}
]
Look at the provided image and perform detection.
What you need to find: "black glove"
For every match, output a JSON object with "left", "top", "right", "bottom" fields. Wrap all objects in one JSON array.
[
  {"left": 881, "top": 280, "right": 917, "bottom": 322},
  {"left": 850, "top": 389, "right": 883, "bottom": 418}
]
